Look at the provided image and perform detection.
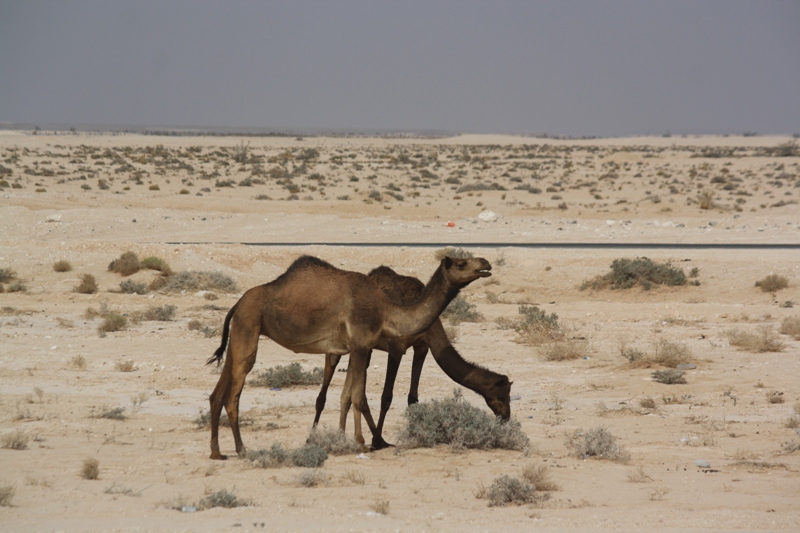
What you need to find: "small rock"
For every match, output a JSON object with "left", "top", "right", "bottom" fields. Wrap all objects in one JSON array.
[
  {"left": 477, "top": 210, "right": 499, "bottom": 222},
  {"left": 45, "top": 214, "right": 62, "bottom": 223},
  {"left": 695, "top": 460, "right": 710, "bottom": 468},
  {"left": 676, "top": 363, "right": 697, "bottom": 370}
]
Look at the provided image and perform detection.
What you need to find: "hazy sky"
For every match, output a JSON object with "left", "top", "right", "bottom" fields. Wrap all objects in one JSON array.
[{"left": 1, "top": 1, "right": 798, "bottom": 136}]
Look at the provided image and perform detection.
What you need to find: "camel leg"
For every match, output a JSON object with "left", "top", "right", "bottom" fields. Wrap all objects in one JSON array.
[
  {"left": 345, "top": 347, "right": 372, "bottom": 451},
  {"left": 209, "top": 354, "right": 233, "bottom": 460},
  {"left": 407, "top": 342, "right": 429, "bottom": 405},
  {"left": 372, "top": 345, "right": 404, "bottom": 450},
  {"left": 339, "top": 351, "right": 378, "bottom": 437},
  {"left": 221, "top": 328, "right": 259, "bottom": 459},
  {"left": 313, "top": 353, "right": 343, "bottom": 428}
]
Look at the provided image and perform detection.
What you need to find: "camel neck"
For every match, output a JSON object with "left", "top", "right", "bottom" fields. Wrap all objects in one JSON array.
[{"left": 387, "top": 265, "right": 460, "bottom": 338}]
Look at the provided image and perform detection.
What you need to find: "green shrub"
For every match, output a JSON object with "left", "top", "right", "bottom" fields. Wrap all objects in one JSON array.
[
  {"left": 398, "top": 389, "right": 528, "bottom": 450},
  {"left": 250, "top": 362, "right": 323, "bottom": 388},
  {"left": 291, "top": 444, "right": 328, "bottom": 468},
  {"left": 581, "top": 257, "right": 687, "bottom": 290},
  {"left": 140, "top": 256, "right": 172, "bottom": 275}
]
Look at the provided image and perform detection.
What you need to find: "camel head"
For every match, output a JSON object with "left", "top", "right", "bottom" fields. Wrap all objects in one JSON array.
[
  {"left": 484, "top": 375, "right": 512, "bottom": 420},
  {"left": 441, "top": 256, "right": 492, "bottom": 287}
]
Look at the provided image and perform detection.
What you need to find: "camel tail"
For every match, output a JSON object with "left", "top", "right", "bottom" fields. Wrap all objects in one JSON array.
[{"left": 205, "top": 302, "right": 239, "bottom": 366}]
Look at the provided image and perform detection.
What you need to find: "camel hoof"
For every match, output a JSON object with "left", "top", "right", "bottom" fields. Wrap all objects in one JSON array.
[
  {"left": 370, "top": 438, "right": 394, "bottom": 451},
  {"left": 210, "top": 452, "right": 228, "bottom": 460}
]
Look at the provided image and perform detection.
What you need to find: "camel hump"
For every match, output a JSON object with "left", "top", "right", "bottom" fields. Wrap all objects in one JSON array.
[{"left": 368, "top": 266, "right": 425, "bottom": 305}]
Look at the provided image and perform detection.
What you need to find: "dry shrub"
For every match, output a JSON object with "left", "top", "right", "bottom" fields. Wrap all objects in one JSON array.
[
  {"left": 199, "top": 488, "right": 251, "bottom": 509},
  {"left": 442, "top": 295, "right": 483, "bottom": 324},
  {"left": 291, "top": 444, "right": 328, "bottom": 468},
  {"left": 297, "top": 469, "right": 328, "bottom": 488},
  {"left": 516, "top": 305, "right": 563, "bottom": 346},
  {"left": 139, "top": 304, "right": 176, "bottom": 321},
  {"left": 485, "top": 475, "right": 537, "bottom": 507},
  {"left": 69, "top": 354, "right": 87, "bottom": 370},
  {"left": 565, "top": 427, "right": 630, "bottom": 462},
  {"left": 521, "top": 463, "right": 559, "bottom": 492},
  {"left": 74, "top": 273, "right": 98, "bottom": 294},
  {"left": 779, "top": 316, "right": 800, "bottom": 340},
  {"left": 305, "top": 426, "right": 362, "bottom": 455},
  {"left": 639, "top": 397, "right": 657, "bottom": 410},
  {"left": 53, "top": 260, "right": 72, "bottom": 272},
  {"left": 434, "top": 247, "right": 474, "bottom": 261},
  {"left": 99, "top": 313, "right": 127, "bottom": 333},
  {"left": 2, "top": 430, "right": 29, "bottom": 450},
  {"left": 399, "top": 389, "right": 529, "bottom": 451},
  {"left": 755, "top": 274, "right": 788, "bottom": 293},
  {"left": 626, "top": 338, "right": 693, "bottom": 368},
  {"left": 250, "top": 362, "right": 322, "bottom": 388},
  {"left": 119, "top": 279, "right": 148, "bottom": 295},
  {"left": 247, "top": 443, "right": 289, "bottom": 468},
  {"left": 139, "top": 256, "right": 172, "bottom": 275},
  {"left": 0, "top": 483, "right": 15, "bottom": 507},
  {"left": 161, "top": 271, "right": 237, "bottom": 293},
  {"left": 92, "top": 406, "right": 127, "bottom": 420},
  {"left": 115, "top": 360, "right": 136, "bottom": 372},
  {"left": 652, "top": 369, "right": 686, "bottom": 385},
  {"left": 370, "top": 498, "right": 390, "bottom": 515},
  {"left": 581, "top": 257, "right": 686, "bottom": 291},
  {"left": 81, "top": 458, "right": 100, "bottom": 480},
  {"left": 726, "top": 326, "right": 786, "bottom": 353},
  {"left": 108, "top": 252, "right": 141, "bottom": 276},
  {"left": 627, "top": 466, "right": 653, "bottom": 483},
  {"left": 0, "top": 268, "right": 16, "bottom": 283},
  {"left": 539, "top": 338, "right": 588, "bottom": 361},
  {"left": 766, "top": 391, "right": 784, "bottom": 404}
]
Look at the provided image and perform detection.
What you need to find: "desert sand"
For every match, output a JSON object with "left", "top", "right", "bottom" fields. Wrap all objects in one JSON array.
[{"left": 0, "top": 131, "right": 799, "bottom": 532}]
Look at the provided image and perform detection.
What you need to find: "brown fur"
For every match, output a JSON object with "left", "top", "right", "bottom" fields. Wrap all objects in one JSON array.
[
  {"left": 206, "top": 255, "right": 491, "bottom": 459},
  {"left": 313, "top": 266, "right": 511, "bottom": 449}
]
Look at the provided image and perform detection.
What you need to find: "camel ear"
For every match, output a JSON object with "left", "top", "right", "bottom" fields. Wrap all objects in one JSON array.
[{"left": 443, "top": 256, "right": 454, "bottom": 269}]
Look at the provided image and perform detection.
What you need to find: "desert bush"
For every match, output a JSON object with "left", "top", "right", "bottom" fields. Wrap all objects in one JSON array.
[
  {"left": 370, "top": 498, "right": 390, "bottom": 515},
  {"left": 565, "top": 427, "right": 630, "bottom": 462},
  {"left": 627, "top": 466, "right": 654, "bottom": 483},
  {"left": 434, "top": 247, "right": 474, "bottom": 260},
  {"left": 140, "top": 304, "right": 176, "bottom": 321},
  {"left": 81, "top": 458, "right": 100, "bottom": 480},
  {"left": 580, "top": 257, "right": 687, "bottom": 291},
  {"left": 399, "top": 389, "right": 529, "bottom": 450},
  {"left": 785, "top": 403, "right": 800, "bottom": 429},
  {"left": 0, "top": 483, "right": 15, "bottom": 507},
  {"left": 521, "top": 463, "right": 559, "bottom": 492},
  {"left": 652, "top": 369, "right": 686, "bottom": 384},
  {"left": 92, "top": 406, "right": 127, "bottom": 420},
  {"left": 0, "top": 268, "right": 16, "bottom": 283},
  {"left": 645, "top": 338, "right": 693, "bottom": 367},
  {"left": 5, "top": 281, "right": 26, "bottom": 293},
  {"left": 140, "top": 256, "right": 172, "bottom": 275},
  {"left": 755, "top": 274, "right": 788, "bottom": 293},
  {"left": 516, "top": 305, "right": 563, "bottom": 345},
  {"left": 305, "top": 426, "right": 363, "bottom": 455},
  {"left": 297, "top": 469, "right": 328, "bottom": 487},
  {"left": 780, "top": 316, "right": 800, "bottom": 340},
  {"left": 161, "top": 271, "right": 237, "bottom": 293},
  {"left": 2, "top": 430, "right": 29, "bottom": 450},
  {"left": 53, "top": 260, "right": 72, "bottom": 272},
  {"left": 766, "top": 391, "right": 784, "bottom": 404},
  {"left": 70, "top": 354, "right": 87, "bottom": 370},
  {"left": 639, "top": 397, "right": 657, "bottom": 410},
  {"left": 539, "top": 338, "right": 588, "bottom": 361},
  {"left": 199, "top": 488, "right": 250, "bottom": 509},
  {"left": 74, "top": 273, "right": 99, "bottom": 294},
  {"left": 247, "top": 443, "right": 290, "bottom": 468},
  {"left": 108, "top": 252, "right": 141, "bottom": 276},
  {"left": 99, "top": 313, "right": 127, "bottom": 333},
  {"left": 442, "top": 296, "right": 483, "bottom": 324},
  {"left": 119, "top": 279, "right": 148, "bottom": 295},
  {"left": 726, "top": 326, "right": 786, "bottom": 353},
  {"left": 250, "top": 362, "right": 323, "bottom": 388},
  {"left": 485, "top": 475, "right": 536, "bottom": 507},
  {"left": 291, "top": 444, "right": 328, "bottom": 468},
  {"left": 115, "top": 360, "right": 136, "bottom": 372}
]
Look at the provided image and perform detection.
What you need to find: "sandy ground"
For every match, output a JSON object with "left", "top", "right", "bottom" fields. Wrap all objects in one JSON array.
[{"left": 0, "top": 132, "right": 799, "bottom": 532}]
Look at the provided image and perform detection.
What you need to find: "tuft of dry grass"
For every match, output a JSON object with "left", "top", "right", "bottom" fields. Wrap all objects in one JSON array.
[
  {"left": 726, "top": 326, "right": 786, "bottom": 353},
  {"left": 297, "top": 469, "right": 328, "bottom": 488},
  {"left": 115, "top": 359, "right": 136, "bottom": 372},
  {"left": 2, "top": 430, "right": 30, "bottom": 450},
  {"left": 539, "top": 338, "right": 588, "bottom": 361},
  {"left": 69, "top": 354, "right": 87, "bottom": 370},
  {"left": 564, "top": 427, "right": 630, "bottom": 462},
  {"left": 755, "top": 274, "right": 788, "bottom": 293},
  {"left": 74, "top": 273, "right": 98, "bottom": 294},
  {"left": 652, "top": 369, "right": 686, "bottom": 385},
  {"left": 370, "top": 498, "right": 390, "bottom": 515},
  {"left": 521, "top": 463, "right": 559, "bottom": 492},
  {"left": 779, "top": 316, "right": 800, "bottom": 340},
  {"left": 81, "top": 458, "right": 100, "bottom": 480},
  {"left": 99, "top": 313, "right": 127, "bottom": 333},
  {"left": 627, "top": 466, "right": 653, "bottom": 483},
  {"left": 0, "top": 483, "right": 16, "bottom": 507},
  {"left": 53, "top": 260, "right": 72, "bottom": 272}
]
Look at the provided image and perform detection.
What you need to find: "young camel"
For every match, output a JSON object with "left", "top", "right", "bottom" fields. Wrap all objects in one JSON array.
[
  {"left": 313, "top": 266, "right": 512, "bottom": 449},
  {"left": 206, "top": 254, "right": 491, "bottom": 460}
]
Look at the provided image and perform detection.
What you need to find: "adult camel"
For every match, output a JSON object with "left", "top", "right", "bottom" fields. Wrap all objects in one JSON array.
[
  {"left": 206, "top": 254, "right": 491, "bottom": 459},
  {"left": 313, "top": 266, "right": 512, "bottom": 449}
]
